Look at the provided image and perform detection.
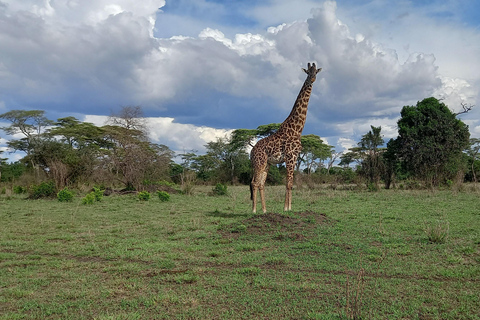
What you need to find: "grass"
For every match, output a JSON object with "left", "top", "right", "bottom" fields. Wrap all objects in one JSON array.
[{"left": 0, "top": 185, "right": 479, "bottom": 319}]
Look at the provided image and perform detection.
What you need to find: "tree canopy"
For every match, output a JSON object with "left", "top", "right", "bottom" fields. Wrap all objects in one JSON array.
[{"left": 392, "top": 97, "right": 470, "bottom": 185}]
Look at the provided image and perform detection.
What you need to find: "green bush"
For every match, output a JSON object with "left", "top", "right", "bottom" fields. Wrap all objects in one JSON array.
[
  {"left": 138, "top": 191, "right": 151, "bottom": 201},
  {"left": 82, "top": 192, "right": 96, "bottom": 205},
  {"left": 93, "top": 187, "right": 104, "bottom": 202},
  {"left": 30, "top": 181, "right": 56, "bottom": 199},
  {"left": 57, "top": 188, "right": 74, "bottom": 202},
  {"left": 157, "top": 191, "right": 170, "bottom": 202},
  {"left": 212, "top": 183, "right": 228, "bottom": 196},
  {"left": 13, "top": 186, "right": 27, "bottom": 194}
]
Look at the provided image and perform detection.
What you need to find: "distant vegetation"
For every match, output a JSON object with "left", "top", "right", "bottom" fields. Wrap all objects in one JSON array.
[{"left": 1, "top": 98, "right": 478, "bottom": 197}]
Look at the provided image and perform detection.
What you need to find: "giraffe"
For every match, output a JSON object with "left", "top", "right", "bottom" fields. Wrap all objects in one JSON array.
[{"left": 250, "top": 62, "right": 322, "bottom": 213}]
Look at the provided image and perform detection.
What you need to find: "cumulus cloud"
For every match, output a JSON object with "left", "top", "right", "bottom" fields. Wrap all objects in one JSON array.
[
  {"left": 0, "top": 0, "right": 479, "bottom": 159},
  {"left": 83, "top": 115, "right": 231, "bottom": 155}
]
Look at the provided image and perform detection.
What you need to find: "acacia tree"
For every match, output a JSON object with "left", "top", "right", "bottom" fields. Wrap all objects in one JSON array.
[
  {"left": 297, "top": 134, "right": 333, "bottom": 173},
  {"left": 0, "top": 110, "right": 53, "bottom": 176},
  {"left": 103, "top": 106, "right": 173, "bottom": 190},
  {"left": 193, "top": 137, "right": 250, "bottom": 184},
  {"left": 102, "top": 125, "right": 173, "bottom": 190},
  {"left": 393, "top": 97, "right": 470, "bottom": 186},
  {"left": 46, "top": 117, "right": 108, "bottom": 188},
  {"left": 339, "top": 152, "right": 360, "bottom": 168}
]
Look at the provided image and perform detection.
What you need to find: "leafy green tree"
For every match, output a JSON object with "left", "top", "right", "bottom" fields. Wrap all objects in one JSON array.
[
  {"left": 339, "top": 151, "right": 360, "bottom": 168},
  {"left": 382, "top": 138, "right": 401, "bottom": 189},
  {"left": 0, "top": 110, "right": 54, "bottom": 173},
  {"left": 0, "top": 149, "right": 6, "bottom": 181},
  {"left": 42, "top": 117, "right": 109, "bottom": 188},
  {"left": 0, "top": 161, "right": 26, "bottom": 183},
  {"left": 297, "top": 134, "right": 333, "bottom": 173},
  {"left": 394, "top": 97, "right": 470, "bottom": 186},
  {"left": 203, "top": 137, "right": 250, "bottom": 184},
  {"left": 357, "top": 126, "right": 385, "bottom": 188},
  {"left": 230, "top": 123, "right": 281, "bottom": 150}
]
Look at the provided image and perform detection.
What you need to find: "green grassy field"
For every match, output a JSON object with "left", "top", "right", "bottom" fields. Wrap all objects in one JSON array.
[{"left": 1, "top": 185, "right": 479, "bottom": 319}]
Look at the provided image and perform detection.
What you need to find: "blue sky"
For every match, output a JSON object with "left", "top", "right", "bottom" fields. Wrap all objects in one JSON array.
[{"left": 1, "top": 0, "right": 480, "bottom": 162}]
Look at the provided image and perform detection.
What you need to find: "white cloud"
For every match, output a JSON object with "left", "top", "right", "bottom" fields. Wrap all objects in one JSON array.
[
  {"left": 83, "top": 115, "right": 232, "bottom": 155},
  {"left": 147, "top": 117, "right": 232, "bottom": 153},
  {"left": 336, "top": 137, "right": 355, "bottom": 152},
  {"left": 1, "top": 0, "right": 479, "bottom": 156}
]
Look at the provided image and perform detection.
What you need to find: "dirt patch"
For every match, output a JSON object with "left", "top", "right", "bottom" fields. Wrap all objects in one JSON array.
[{"left": 220, "top": 211, "right": 332, "bottom": 241}]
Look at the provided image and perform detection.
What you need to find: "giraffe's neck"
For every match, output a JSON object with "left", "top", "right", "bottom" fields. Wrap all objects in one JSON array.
[{"left": 278, "top": 81, "right": 313, "bottom": 137}]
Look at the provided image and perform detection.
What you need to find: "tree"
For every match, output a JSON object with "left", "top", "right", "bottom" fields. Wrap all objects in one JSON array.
[
  {"left": 230, "top": 123, "right": 281, "bottom": 150},
  {"left": 393, "top": 97, "right": 470, "bottom": 186},
  {"left": 339, "top": 152, "right": 359, "bottom": 168},
  {"left": 108, "top": 106, "right": 147, "bottom": 132},
  {"left": 204, "top": 137, "right": 250, "bottom": 184},
  {"left": 102, "top": 125, "right": 173, "bottom": 190},
  {"left": 44, "top": 117, "right": 111, "bottom": 188},
  {"left": 0, "top": 110, "right": 54, "bottom": 174},
  {"left": 297, "top": 134, "right": 333, "bottom": 173},
  {"left": 465, "top": 138, "right": 480, "bottom": 183},
  {"left": 382, "top": 138, "right": 400, "bottom": 189},
  {"left": 357, "top": 126, "right": 385, "bottom": 188},
  {"left": 0, "top": 149, "right": 6, "bottom": 181}
]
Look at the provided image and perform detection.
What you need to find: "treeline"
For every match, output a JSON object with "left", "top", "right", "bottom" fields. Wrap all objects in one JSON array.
[{"left": 1, "top": 98, "right": 479, "bottom": 194}]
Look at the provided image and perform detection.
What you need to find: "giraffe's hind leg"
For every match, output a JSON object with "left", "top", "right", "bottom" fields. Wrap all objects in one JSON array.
[
  {"left": 251, "top": 170, "right": 268, "bottom": 213},
  {"left": 258, "top": 171, "right": 268, "bottom": 213},
  {"left": 251, "top": 163, "right": 269, "bottom": 214},
  {"left": 284, "top": 153, "right": 299, "bottom": 212}
]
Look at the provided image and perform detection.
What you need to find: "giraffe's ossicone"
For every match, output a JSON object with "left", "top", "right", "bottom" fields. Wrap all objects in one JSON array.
[{"left": 250, "top": 63, "right": 322, "bottom": 213}]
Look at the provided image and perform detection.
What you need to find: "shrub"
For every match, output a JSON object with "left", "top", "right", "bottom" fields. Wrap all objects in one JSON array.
[
  {"left": 13, "top": 186, "right": 27, "bottom": 194},
  {"left": 57, "top": 188, "right": 74, "bottom": 202},
  {"left": 157, "top": 191, "right": 170, "bottom": 202},
  {"left": 367, "top": 182, "right": 379, "bottom": 192},
  {"left": 93, "top": 187, "right": 104, "bottom": 202},
  {"left": 212, "top": 183, "right": 228, "bottom": 196},
  {"left": 138, "top": 191, "right": 151, "bottom": 201},
  {"left": 82, "top": 192, "right": 96, "bottom": 205},
  {"left": 30, "top": 181, "right": 56, "bottom": 199}
]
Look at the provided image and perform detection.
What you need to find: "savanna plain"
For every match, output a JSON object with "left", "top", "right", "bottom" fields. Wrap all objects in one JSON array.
[{"left": 0, "top": 185, "right": 479, "bottom": 319}]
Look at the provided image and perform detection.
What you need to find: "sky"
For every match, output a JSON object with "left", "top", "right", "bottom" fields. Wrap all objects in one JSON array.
[{"left": 1, "top": 0, "right": 480, "bottom": 162}]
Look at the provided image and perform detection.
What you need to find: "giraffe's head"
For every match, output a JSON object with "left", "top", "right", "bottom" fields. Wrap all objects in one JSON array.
[{"left": 302, "top": 62, "right": 322, "bottom": 84}]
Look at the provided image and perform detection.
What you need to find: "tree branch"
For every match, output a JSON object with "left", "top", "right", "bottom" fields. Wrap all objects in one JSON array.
[{"left": 455, "top": 102, "right": 474, "bottom": 116}]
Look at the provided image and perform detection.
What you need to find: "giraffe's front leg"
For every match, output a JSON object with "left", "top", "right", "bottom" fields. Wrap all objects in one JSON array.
[{"left": 284, "top": 156, "right": 297, "bottom": 212}]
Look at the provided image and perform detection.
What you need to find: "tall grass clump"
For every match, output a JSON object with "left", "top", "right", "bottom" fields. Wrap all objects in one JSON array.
[
  {"left": 212, "top": 183, "right": 228, "bottom": 196},
  {"left": 424, "top": 220, "right": 450, "bottom": 244}
]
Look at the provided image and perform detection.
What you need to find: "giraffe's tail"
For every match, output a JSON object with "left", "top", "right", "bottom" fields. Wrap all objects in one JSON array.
[{"left": 250, "top": 182, "right": 253, "bottom": 200}]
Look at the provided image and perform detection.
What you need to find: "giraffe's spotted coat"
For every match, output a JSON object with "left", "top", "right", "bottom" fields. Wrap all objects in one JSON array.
[{"left": 250, "top": 63, "right": 322, "bottom": 213}]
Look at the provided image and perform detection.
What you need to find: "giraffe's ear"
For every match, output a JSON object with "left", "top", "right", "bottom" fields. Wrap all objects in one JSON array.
[
  {"left": 302, "top": 68, "right": 308, "bottom": 73},
  {"left": 316, "top": 68, "right": 322, "bottom": 74}
]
